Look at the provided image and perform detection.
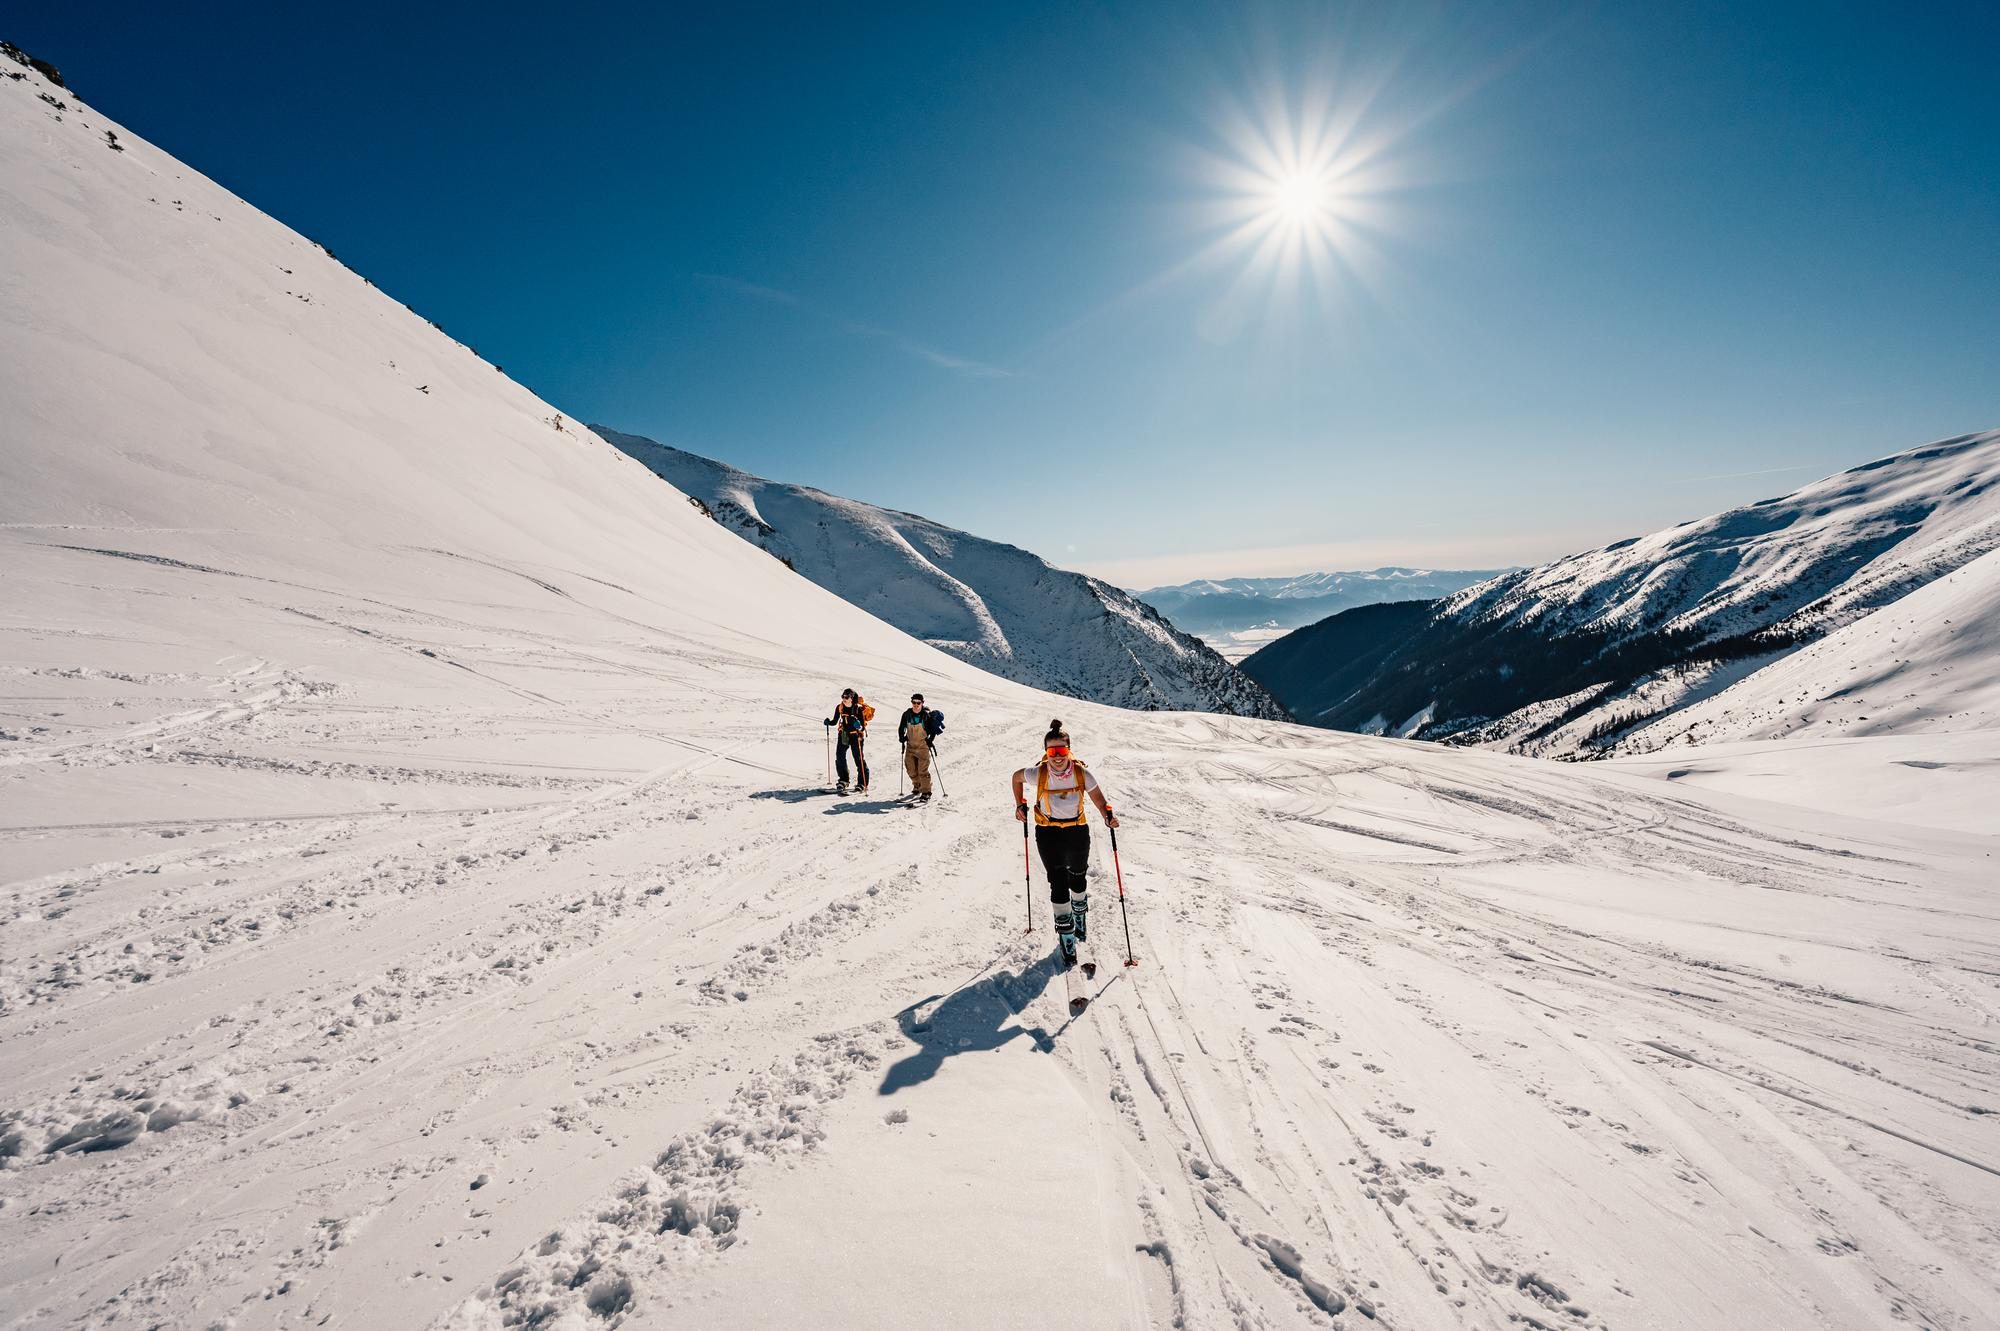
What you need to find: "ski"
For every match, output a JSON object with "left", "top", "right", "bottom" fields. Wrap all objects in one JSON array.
[{"left": 1062, "top": 952, "right": 1095, "bottom": 1012}]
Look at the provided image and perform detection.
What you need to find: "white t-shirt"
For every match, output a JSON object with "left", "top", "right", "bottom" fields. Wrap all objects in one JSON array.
[{"left": 1019, "top": 762, "right": 1099, "bottom": 822}]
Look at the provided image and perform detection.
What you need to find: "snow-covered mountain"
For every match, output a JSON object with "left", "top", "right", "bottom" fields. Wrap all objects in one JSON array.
[
  {"left": 598, "top": 430, "right": 1287, "bottom": 719},
  {"left": 1238, "top": 598, "right": 1444, "bottom": 725},
  {"left": 1248, "top": 431, "right": 2000, "bottom": 758},
  {"left": 5, "top": 47, "right": 1999, "bottom": 1331},
  {"left": 1137, "top": 567, "right": 1507, "bottom": 659}
]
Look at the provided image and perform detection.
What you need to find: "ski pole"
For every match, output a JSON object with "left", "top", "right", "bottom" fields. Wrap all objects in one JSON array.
[
  {"left": 898, "top": 742, "right": 905, "bottom": 798},
  {"left": 1022, "top": 813, "right": 1034, "bottom": 934},
  {"left": 1109, "top": 822, "right": 1137, "bottom": 967},
  {"left": 825, "top": 725, "right": 832, "bottom": 787},
  {"left": 932, "top": 746, "right": 947, "bottom": 798}
]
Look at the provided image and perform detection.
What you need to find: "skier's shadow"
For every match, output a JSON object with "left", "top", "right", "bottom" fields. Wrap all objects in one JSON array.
[
  {"left": 879, "top": 948, "right": 1065, "bottom": 1096},
  {"left": 747, "top": 788, "right": 824, "bottom": 803},
  {"left": 823, "top": 798, "right": 905, "bottom": 815}
]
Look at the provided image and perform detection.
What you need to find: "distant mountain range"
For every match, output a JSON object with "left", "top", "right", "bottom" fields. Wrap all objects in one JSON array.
[
  {"left": 1241, "top": 431, "right": 2000, "bottom": 758},
  {"left": 599, "top": 430, "right": 1289, "bottom": 719},
  {"left": 1136, "top": 568, "right": 1507, "bottom": 660}
]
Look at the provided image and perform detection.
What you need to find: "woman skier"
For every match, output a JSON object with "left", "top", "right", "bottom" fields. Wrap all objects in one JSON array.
[
  {"left": 1011, "top": 719, "right": 1118, "bottom": 966},
  {"left": 824, "top": 688, "right": 872, "bottom": 794}
]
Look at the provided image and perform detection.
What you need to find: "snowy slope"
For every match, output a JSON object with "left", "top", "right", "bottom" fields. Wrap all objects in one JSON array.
[
  {"left": 1138, "top": 567, "right": 1506, "bottom": 659},
  {"left": 598, "top": 430, "right": 1288, "bottom": 719},
  {"left": 1268, "top": 432, "right": 2000, "bottom": 757},
  {"left": 1596, "top": 547, "right": 2000, "bottom": 823},
  {"left": 5, "top": 48, "right": 2000, "bottom": 1331},
  {"left": 1624, "top": 545, "right": 2000, "bottom": 747}
]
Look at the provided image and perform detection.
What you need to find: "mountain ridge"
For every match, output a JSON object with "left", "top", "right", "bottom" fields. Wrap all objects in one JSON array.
[
  {"left": 1244, "top": 430, "right": 2000, "bottom": 758},
  {"left": 598, "top": 428, "right": 1289, "bottom": 720}
]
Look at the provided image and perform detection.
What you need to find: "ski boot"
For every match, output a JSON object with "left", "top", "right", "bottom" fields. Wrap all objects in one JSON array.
[{"left": 1056, "top": 907, "right": 1079, "bottom": 968}]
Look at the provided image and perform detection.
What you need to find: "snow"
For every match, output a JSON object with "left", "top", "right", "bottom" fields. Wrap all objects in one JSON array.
[
  {"left": 598, "top": 431, "right": 1286, "bottom": 720},
  {"left": 1269, "top": 429, "right": 2000, "bottom": 759},
  {"left": 1443, "top": 433, "right": 2000, "bottom": 646},
  {"left": 1608, "top": 729, "right": 1998, "bottom": 833},
  {"left": 1622, "top": 546, "right": 2000, "bottom": 751},
  {"left": 4, "top": 50, "right": 2000, "bottom": 1331}
]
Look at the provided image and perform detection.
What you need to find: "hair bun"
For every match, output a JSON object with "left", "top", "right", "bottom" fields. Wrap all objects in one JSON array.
[{"left": 1048, "top": 719, "right": 1063, "bottom": 731}]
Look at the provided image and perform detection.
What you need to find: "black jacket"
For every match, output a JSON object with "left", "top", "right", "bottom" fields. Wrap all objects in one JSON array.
[{"left": 897, "top": 707, "right": 942, "bottom": 746}]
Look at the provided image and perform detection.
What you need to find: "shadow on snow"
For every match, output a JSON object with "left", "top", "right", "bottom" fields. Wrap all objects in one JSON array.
[
  {"left": 745, "top": 788, "right": 910, "bottom": 814},
  {"left": 879, "top": 946, "right": 1068, "bottom": 1096}
]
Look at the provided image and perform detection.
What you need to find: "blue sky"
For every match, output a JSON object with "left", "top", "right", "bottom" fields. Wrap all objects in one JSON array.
[{"left": 20, "top": 1, "right": 1998, "bottom": 586}]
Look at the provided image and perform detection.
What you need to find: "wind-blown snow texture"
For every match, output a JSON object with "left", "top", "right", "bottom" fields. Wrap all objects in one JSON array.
[
  {"left": 1139, "top": 568, "right": 1506, "bottom": 660},
  {"left": 599, "top": 430, "right": 1288, "bottom": 720},
  {"left": 1268, "top": 432, "right": 2000, "bottom": 758},
  {"left": 4, "top": 50, "right": 2000, "bottom": 1331}
]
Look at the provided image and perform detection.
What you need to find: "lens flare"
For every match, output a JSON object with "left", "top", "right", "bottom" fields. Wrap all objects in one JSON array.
[
  {"left": 1140, "top": 18, "right": 1490, "bottom": 348},
  {"left": 1175, "top": 79, "right": 1404, "bottom": 339},
  {"left": 1028, "top": 15, "right": 1509, "bottom": 357}
]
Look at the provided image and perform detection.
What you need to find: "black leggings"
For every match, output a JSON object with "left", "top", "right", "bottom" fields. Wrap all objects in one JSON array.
[
  {"left": 1034, "top": 823, "right": 1091, "bottom": 902},
  {"left": 835, "top": 731, "right": 868, "bottom": 786}
]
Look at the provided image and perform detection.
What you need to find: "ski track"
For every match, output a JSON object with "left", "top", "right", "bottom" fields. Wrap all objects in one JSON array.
[{"left": 4, "top": 560, "right": 1995, "bottom": 1331}]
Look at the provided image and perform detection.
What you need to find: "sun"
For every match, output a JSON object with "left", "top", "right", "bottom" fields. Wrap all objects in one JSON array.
[
  {"left": 1158, "top": 58, "right": 1427, "bottom": 334},
  {"left": 1267, "top": 169, "right": 1344, "bottom": 230}
]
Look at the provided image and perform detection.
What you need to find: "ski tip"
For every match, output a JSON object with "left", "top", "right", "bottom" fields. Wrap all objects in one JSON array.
[
  {"left": 1081, "top": 962, "right": 1097, "bottom": 979},
  {"left": 1069, "top": 998, "right": 1088, "bottom": 1013}
]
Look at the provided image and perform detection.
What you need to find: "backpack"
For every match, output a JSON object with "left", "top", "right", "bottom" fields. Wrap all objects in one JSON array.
[
  {"left": 928, "top": 708, "right": 944, "bottom": 734},
  {"left": 853, "top": 696, "right": 875, "bottom": 730}
]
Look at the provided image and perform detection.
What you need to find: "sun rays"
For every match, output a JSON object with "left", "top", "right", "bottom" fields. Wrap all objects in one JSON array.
[{"left": 1175, "top": 67, "right": 1413, "bottom": 342}]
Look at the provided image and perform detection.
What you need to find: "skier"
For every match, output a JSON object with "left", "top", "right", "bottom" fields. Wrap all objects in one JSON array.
[
  {"left": 896, "top": 692, "right": 944, "bottom": 803},
  {"left": 824, "top": 688, "right": 873, "bottom": 794},
  {"left": 1011, "top": 719, "right": 1118, "bottom": 966}
]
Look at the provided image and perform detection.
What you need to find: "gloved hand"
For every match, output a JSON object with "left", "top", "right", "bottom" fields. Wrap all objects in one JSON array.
[{"left": 824, "top": 718, "right": 834, "bottom": 727}]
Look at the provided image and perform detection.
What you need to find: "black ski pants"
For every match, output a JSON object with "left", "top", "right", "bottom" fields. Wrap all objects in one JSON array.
[
  {"left": 1034, "top": 823, "right": 1091, "bottom": 903},
  {"left": 835, "top": 730, "right": 868, "bottom": 787}
]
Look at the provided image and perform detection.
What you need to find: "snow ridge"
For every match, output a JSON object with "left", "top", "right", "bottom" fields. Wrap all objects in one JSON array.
[
  {"left": 599, "top": 430, "right": 1288, "bottom": 719},
  {"left": 1264, "top": 431, "right": 2000, "bottom": 757}
]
